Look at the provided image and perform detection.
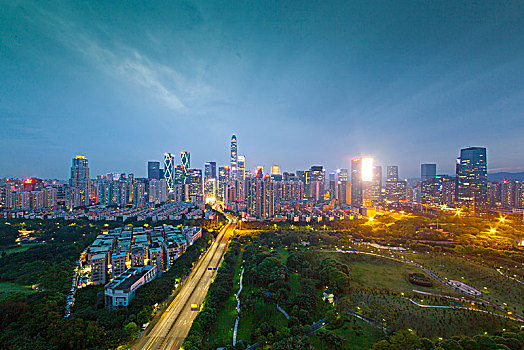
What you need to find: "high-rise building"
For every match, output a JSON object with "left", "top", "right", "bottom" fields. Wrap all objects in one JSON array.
[
  {"left": 371, "top": 166, "right": 382, "bottom": 206},
  {"left": 204, "top": 178, "right": 217, "bottom": 203},
  {"left": 501, "top": 180, "right": 515, "bottom": 209},
  {"left": 218, "top": 166, "right": 230, "bottom": 202},
  {"left": 237, "top": 155, "right": 246, "bottom": 201},
  {"left": 351, "top": 157, "right": 373, "bottom": 207},
  {"left": 271, "top": 166, "right": 281, "bottom": 176},
  {"left": 147, "top": 161, "right": 161, "bottom": 180},
  {"left": 245, "top": 176, "right": 274, "bottom": 218},
  {"left": 386, "top": 166, "right": 399, "bottom": 182},
  {"left": 230, "top": 135, "right": 238, "bottom": 180},
  {"left": 204, "top": 162, "right": 217, "bottom": 181},
  {"left": 337, "top": 169, "right": 349, "bottom": 182},
  {"left": 456, "top": 147, "right": 488, "bottom": 214},
  {"left": 488, "top": 181, "right": 502, "bottom": 208},
  {"left": 385, "top": 180, "right": 407, "bottom": 204},
  {"left": 163, "top": 153, "right": 175, "bottom": 193},
  {"left": 187, "top": 169, "right": 203, "bottom": 201},
  {"left": 180, "top": 151, "right": 190, "bottom": 184},
  {"left": 148, "top": 179, "right": 167, "bottom": 204},
  {"left": 421, "top": 164, "right": 437, "bottom": 181},
  {"left": 70, "top": 155, "right": 90, "bottom": 206},
  {"left": 309, "top": 166, "right": 324, "bottom": 201}
]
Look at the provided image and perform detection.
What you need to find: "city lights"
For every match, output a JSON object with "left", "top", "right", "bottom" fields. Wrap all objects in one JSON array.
[{"left": 361, "top": 157, "right": 374, "bottom": 182}]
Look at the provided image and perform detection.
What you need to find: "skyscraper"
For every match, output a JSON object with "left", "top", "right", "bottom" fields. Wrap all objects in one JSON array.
[
  {"left": 180, "top": 151, "right": 190, "bottom": 185},
  {"left": 421, "top": 164, "right": 437, "bottom": 181},
  {"left": 351, "top": 157, "right": 373, "bottom": 207},
  {"left": 271, "top": 166, "right": 281, "bottom": 175},
  {"left": 70, "top": 155, "right": 90, "bottom": 206},
  {"left": 147, "top": 161, "right": 160, "bottom": 180},
  {"left": 386, "top": 166, "right": 399, "bottom": 182},
  {"left": 456, "top": 147, "right": 488, "bottom": 214},
  {"left": 371, "top": 166, "right": 382, "bottom": 206},
  {"left": 187, "top": 169, "right": 203, "bottom": 200},
  {"left": 204, "top": 162, "right": 217, "bottom": 181},
  {"left": 218, "top": 166, "right": 230, "bottom": 202},
  {"left": 237, "top": 155, "right": 246, "bottom": 201},
  {"left": 230, "top": 135, "right": 238, "bottom": 180},
  {"left": 163, "top": 153, "right": 175, "bottom": 193}
]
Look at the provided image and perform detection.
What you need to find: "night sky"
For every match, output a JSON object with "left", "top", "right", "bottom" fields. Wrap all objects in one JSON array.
[{"left": 2, "top": 0, "right": 524, "bottom": 179}]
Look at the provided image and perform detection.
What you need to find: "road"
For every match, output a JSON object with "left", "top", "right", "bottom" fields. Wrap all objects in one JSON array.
[{"left": 131, "top": 216, "right": 236, "bottom": 350}]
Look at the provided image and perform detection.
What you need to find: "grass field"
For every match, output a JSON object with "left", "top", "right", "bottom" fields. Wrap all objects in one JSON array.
[
  {"left": 310, "top": 318, "right": 384, "bottom": 349},
  {"left": 408, "top": 253, "right": 524, "bottom": 314},
  {"left": 324, "top": 252, "right": 458, "bottom": 297},
  {"left": 0, "top": 282, "right": 35, "bottom": 301},
  {"left": 2, "top": 244, "right": 38, "bottom": 255},
  {"left": 340, "top": 290, "right": 517, "bottom": 339}
]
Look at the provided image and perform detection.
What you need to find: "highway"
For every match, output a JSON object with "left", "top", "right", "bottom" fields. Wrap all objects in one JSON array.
[{"left": 131, "top": 215, "right": 236, "bottom": 350}]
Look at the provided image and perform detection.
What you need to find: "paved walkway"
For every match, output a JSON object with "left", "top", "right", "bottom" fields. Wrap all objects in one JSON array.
[{"left": 232, "top": 267, "right": 244, "bottom": 346}]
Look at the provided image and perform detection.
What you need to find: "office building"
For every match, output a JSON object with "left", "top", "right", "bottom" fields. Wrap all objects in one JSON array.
[
  {"left": 456, "top": 147, "right": 488, "bottom": 214},
  {"left": 351, "top": 157, "right": 373, "bottom": 207},
  {"left": 386, "top": 166, "right": 399, "bottom": 182},
  {"left": 421, "top": 164, "right": 437, "bottom": 181},
  {"left": 187, "top": 169, "right": 203, "bottom": 201},
  {"left": 230, "top": 135, "right": 238, "bottom": 180},
  {"left": 271, "top": 166, "right": 281, "bottom": 176},
  {"left": 218, "top": 166, "right": 230, "bottom": 202},
  {"left": 237, "top": 155, "right": 246, "bottom": 201},
  {"left": 70, "top": 155, "right": 90, "bottom": 206},
  {"left": 147, "top": 161, "right": 161, "bottom": 180},
  {"left": 204, "top": 162, "right": 217, "bottom": 181},
  {"left": 163, "top": 153, "right": 175, "bottom": 193}
]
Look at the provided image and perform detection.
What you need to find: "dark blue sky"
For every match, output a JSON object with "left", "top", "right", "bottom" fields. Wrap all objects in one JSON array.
[{"left": 1, "top": 0, "right": 524, "bottom": 179}]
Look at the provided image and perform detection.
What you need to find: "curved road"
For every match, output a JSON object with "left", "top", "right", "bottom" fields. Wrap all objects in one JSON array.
[{"left": 131, "top": 216, "right": 236, "bottom": 350}]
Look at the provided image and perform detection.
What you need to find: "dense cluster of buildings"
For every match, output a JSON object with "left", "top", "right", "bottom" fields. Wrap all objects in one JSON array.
[
  {"left": 0, "top": 136, "right": 510, "bottom": 220},
  {"left": 80, "top": 224, "right": 201, "bottom": 308}
]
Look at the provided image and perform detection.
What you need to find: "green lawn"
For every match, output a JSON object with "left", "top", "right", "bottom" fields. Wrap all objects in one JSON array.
[
  {"left": 325, "top": 252, "right": 454, "bottom": 297},
  {"left": 408, "top": 253, "right": 524, "bottom": 315},
  {"left": 310, "top": 318, "right": 384, "bottom": 349},
  {"left": 276, "top": 248, "right": 290, "bottom": 264},
  {"left": 0, "top": 282, "right": 35, "bottom": 301},
  {"left": 2, "top": 244, "right": 39, "bottom": 255}
]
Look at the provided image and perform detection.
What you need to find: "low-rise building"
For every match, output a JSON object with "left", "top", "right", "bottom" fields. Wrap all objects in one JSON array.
[{"left": 104, "top": 265, "right": 157, "bottom": 308}]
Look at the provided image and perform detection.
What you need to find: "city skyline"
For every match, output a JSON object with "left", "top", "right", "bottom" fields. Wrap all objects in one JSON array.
[{"left": 2, "top": 1, "right": 524, "bottom": 178}]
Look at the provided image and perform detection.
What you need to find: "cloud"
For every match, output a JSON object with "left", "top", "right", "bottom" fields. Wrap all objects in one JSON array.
[{"left": 18, "top": 2, "right": 211, "bottom": 112}]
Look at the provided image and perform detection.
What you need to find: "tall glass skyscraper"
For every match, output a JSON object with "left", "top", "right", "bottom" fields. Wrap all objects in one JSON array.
[
  {"left": 421, "top": 164, "right": 437, "bottom": 181},
  {"left": 163, "top": 153, "right": 175, "bottom": 193},
  {"left": 70, "top": 155, "right": 90, "bottom": 205},
  {"left": 230, "top": 134, "right": 238, "bottom": 180},
  {"left": 147, "top": 161, "right": 160, "bottom": 180},
  {"left": 456, "top": 147, "right": 488, "bottom": 213},
  {"left": 386, "top": 166, "right": 399, "bottom": 182},
  {"left": 204, "top": 162, "right": 217, "bottom": 180}
]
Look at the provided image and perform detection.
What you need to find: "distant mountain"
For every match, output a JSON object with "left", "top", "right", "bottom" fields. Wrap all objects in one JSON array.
[{"left": 488, "top": 172, "right": 524, "bottom": 182}]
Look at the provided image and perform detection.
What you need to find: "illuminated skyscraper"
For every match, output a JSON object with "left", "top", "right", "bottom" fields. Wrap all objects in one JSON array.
[
  {"left": 237, "top": 155, "right": 246, "bottom": 201},
  {"left": 271, "top": 166, "right": 281, "bottom": 175},
  {"left": 70, "top": 155, "right": 90, "bottom": 206},
  {"left": 218, "top": 166, "right": 230, "bottom": 202},
  {"left": 163, "top": 153, "right": 175, "bottom": 193},
  {"left": 386, "top": 166, "right": 399, "bottom": 182},
  {"left": 351, "top": 157, "right": 373, "bottom": 207},
  {"left": 370, "top": 166, "right": 382, "bottom": 206},
  {"left": 230, "top": 135, "right": 238, "bottom": 180},
  {"left": 204, "top": 162, "right": 217, "bottom": 181},
  {"left": 337, "top": 169, "right": 349, "bottom": 182},
  {"left": 456, "top": 147, "right": 488, "bottom": 214},
  {"left": 187, "top": 169, "right": 203, "bottom": 200}
]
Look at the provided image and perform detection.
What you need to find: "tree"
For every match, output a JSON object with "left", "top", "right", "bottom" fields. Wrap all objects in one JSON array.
[{"left": 124, "top": 322, "right": 139, "bottom": 341}]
